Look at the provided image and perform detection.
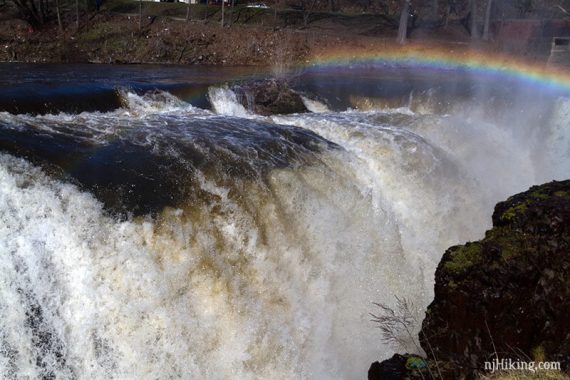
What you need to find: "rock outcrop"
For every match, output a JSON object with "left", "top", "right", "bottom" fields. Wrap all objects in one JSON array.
[
  {"left": 232, "top": 79, "right": 308, "bottom": 116},
  {"left": 370, "top": 180, "right": 570, "bottom": 379},
  {"left": 368, "top": 354, "right": 439, "bottom": 380}
]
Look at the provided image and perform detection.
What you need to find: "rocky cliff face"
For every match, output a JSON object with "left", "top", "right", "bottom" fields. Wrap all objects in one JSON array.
[{"left": 370, "top": 180, "right": 570, "bottom": 380}]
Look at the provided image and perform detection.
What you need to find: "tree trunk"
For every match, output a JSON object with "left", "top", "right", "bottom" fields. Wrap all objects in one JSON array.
[
  {"left": 221, "top": 0, "right": 225, "bottom": 27},
  {"left": 38, "top": 0, "right": 44, "bottom": 23},
  {"left": 302, "top": 0, "right": 316, "bottom": 27},
  {"left": 482, "top": 0, "right": 493, "bottom": 40},
  {"left": 397, "top": 0, "right": 410, "bottom": 44},
  {"left": 55, "top": 0, "right": 63, "bottom": 33},
  {"left": 139, "top": 0, "right": 142, "bottom": 30},
  {"left": 30, "top": 0, "right": 43, "bottom": 24},
  {"left": 75, "top": 0, "right": 79, "bottom": 29},
  {"left": 230, "top": 0, "right": 235, "bottom": 26},
  {"left": 204, "top": 0, "right": 208, "bottom": 22},
  {"left": 432, "top": 0, "right": 438, "bottom": 20},
  {"left": 12, "top": 0, "right": 42, "bottom": 27},
  {"left": 274, "top": 0, "right": 278, "bottom": 26},
  {"left": 37, "top": 0, "right": 42, "bottom": 15},
  {"left": 186, "top": 0, "right": 191, "bottom": 22},
  {"left": 470, "top": 0, "right": 479, "bottom": 39}
]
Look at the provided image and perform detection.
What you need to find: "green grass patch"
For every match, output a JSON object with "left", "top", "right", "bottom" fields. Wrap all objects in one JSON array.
[
  {"left": 484, "top": 226, "right": 525, "bottom": 261},
  {"left": 501, "top": 203, "right": 528, "bottom": 221},
  {"left": 444, "top": 243, "right": 482, "bottom": 273}
]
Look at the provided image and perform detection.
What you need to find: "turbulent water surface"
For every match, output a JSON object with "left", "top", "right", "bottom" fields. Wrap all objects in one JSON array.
[{"left": 0, "top": 63, "right": 569, "bottom": 379}]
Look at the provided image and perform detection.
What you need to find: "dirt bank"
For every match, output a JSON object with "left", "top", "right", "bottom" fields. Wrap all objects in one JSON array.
[{"left": 0, "top": 4, "right": 551, "bottom": 66}]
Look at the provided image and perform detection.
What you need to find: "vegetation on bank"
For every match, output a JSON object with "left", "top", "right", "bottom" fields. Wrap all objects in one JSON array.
[
  {"left": 2, "top": 0, "right": 570, "bottom": 64},
  {"left": 5, "top": 0, "right": 570, "bottom": 31}
]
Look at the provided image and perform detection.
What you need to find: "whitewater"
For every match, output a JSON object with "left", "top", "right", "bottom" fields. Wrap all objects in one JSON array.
[{"left": 1, "top": 66, "right": 569, "bottom": 379}]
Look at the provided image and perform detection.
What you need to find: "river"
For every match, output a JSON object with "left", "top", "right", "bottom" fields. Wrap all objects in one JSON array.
[{"left": 0, "top": 62, "right": 568, "bottom": 379}]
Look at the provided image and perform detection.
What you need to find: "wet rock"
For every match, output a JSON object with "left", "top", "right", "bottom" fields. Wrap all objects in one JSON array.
[
  {"left": 232, "top": 79, "right": 308, "bottom": 116},
  {"left": 419, "top": 180, "right": 570, "bottom": 379},
  {"left": 368, "top": 354, "right": 437, "bottom": 380}
]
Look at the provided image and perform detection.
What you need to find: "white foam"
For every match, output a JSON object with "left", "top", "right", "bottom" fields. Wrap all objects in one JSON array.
[
  {"left": 301, "top": 96, "right": 330, "bottom": 113},
  {"left": 117, "top": 89, "right": 205, "bottom": 117},
  {"left": 0, "top": 150, "right": 414, "bottom": 379},
  {"left": 1, "top": 91, "right": 569, "bottom": 380},
  {"left": 208, "top": 86, "right": 251, "bottom": 118}
]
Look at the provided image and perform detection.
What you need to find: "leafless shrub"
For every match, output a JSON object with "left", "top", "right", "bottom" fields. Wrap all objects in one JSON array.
[
  {"left": 370, "top": 296, "right": 423, "bottom": 353},
  {"left": 371, "top": 296, "right": 443, "bottom": 380}
]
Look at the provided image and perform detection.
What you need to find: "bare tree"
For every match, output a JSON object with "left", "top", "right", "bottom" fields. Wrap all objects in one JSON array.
[
  {"left": 443, "top": 0, "right": 458, "bottom": 28},
  {"left": 12, "top": 0, "right": 49, "bottom": 27},
  {"left": 274, "top": 0, "right": 278, "bottom": 26},
  {"left": 470, "top": 0, "right": 479, "bottom": 39},
  {"left": 432, "top": 0, "right": 439, "bottom": 20},
  {"left": 221, "top": 0, "right": 225, "bottom": 27},
  {"left": 483, "top": 0, "right": 493, "bottom": 40},
  {"left": 557, "top": 4, "right": 570, "bottom": 17},
  {"left": 397, "top": 0, "right": 410, "bottom": 44},
  {"left": 186, "top": 0, "right": 191, "bottom": 22},
  {"left": 75, "top": 0, "right": 79, "bottom": 30},
  {"left": 139, "top": 0, "right": 143, "bottom": 30},
  {"left": 301, "top": 0, "right": 319, "bottom": 27},
  {"left": 204, "top": 0, "right": 208, "bottom": 22},
  {"left": 55, "top": 0, "right": 63, "bottom": 33},
  {"left": 516, "top": 0, "right": 532, "bottom": 16},
  {"left": 230, "top": 0, "right": 236, "bottom": 26}
]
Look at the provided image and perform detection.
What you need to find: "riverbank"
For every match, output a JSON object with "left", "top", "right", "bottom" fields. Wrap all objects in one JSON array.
[
  {"left": 0, "top": 3, "right": 553, "bottom": 66},
  {"left": 1, "top": 13, "right": 346, "bottom": 65}
]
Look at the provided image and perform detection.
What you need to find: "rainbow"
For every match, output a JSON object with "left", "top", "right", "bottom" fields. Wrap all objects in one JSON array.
[{"left": 305, "top": 44, "right": 570, "bottom": 93}]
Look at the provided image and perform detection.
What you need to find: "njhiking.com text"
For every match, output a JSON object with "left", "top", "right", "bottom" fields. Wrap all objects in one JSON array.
[{"left": 485, "top": 358, "right": 561, "bottom": 373}]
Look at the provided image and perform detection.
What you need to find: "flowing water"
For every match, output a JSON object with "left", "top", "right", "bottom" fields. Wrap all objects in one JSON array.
[{"left": 0, "top": 63, "right": 569, "bottom": 379}]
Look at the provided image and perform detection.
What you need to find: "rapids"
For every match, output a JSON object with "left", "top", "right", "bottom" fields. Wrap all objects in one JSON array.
[{"left": 0, "top": 64, "right": 568, "bottom": 379}]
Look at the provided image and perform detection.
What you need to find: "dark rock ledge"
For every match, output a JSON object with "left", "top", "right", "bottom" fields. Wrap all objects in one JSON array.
[
  {"left": 231, "top": 79, "right": 308, "bottom": 116},
  {"left": 369, "top": 180, "right": 570, "bottom": 379}
]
